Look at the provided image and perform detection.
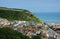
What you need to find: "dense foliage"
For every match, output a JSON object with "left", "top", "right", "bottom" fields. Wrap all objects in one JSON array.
[
  {"left": 32, "top": 35, "right": 41, "bottom": 39},
  {"left": 0, "top": 27, "right": 41, "bottom": 39},
  {"left": 0, "top": 7, "right": 43, "bottom": 23},
  {"left": 0, "top": 27, "right": 31, "bottom": 39}
]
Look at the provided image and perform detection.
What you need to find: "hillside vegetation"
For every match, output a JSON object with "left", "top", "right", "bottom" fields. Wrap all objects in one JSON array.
[
  {"left": 0, "top": 7, "right": 43, "bottom": 24},
  {"left": 0, "top": 27, "right": 31, "bottom": 39},
  {"left": 0, "top": 27, "right": 41, "bottom": 39}
]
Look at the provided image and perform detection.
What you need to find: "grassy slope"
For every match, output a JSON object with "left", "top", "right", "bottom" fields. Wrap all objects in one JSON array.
[{"left": 0, "top": 7, "right": 44, "bottom": 24}]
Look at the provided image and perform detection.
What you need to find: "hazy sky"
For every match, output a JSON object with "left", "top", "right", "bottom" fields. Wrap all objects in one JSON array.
[{"left": 0, "top": 0, "right": 60, "bottom": 12}]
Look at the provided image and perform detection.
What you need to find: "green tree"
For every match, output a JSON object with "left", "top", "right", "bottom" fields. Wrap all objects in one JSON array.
[
  {"left": 32, "top": 35, "right": 41, "bottom": 39},
  {"left": 0, "top": 27, "right": 31, "bottom": 39}
]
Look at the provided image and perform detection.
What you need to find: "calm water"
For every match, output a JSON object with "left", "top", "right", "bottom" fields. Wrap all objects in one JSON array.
[{"left": 34, "top": 12, "right": 60, "bottom": 24}]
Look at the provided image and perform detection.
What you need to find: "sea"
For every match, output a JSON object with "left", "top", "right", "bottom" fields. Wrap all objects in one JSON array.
[{"left": 34, "top": 12, "right": 60, "bottom": 24}]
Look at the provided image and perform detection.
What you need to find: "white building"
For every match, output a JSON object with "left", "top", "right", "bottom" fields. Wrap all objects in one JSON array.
[{"left": 10, "top": 21, "right": 30, "bottom": 26}]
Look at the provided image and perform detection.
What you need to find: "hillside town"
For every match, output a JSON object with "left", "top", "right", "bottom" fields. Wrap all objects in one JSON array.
[{"left": 0, "top": 18, "right": 60, "bottom": 39}]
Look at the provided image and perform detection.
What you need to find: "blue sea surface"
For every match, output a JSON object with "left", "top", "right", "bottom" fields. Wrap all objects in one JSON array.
[{"left": 34, "top": 12, "right": 60, "bottom": 24}]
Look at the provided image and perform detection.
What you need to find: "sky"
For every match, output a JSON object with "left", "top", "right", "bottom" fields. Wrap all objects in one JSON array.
[{"left": 0, "top": 0, "right": 60, "bottom": 12}]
